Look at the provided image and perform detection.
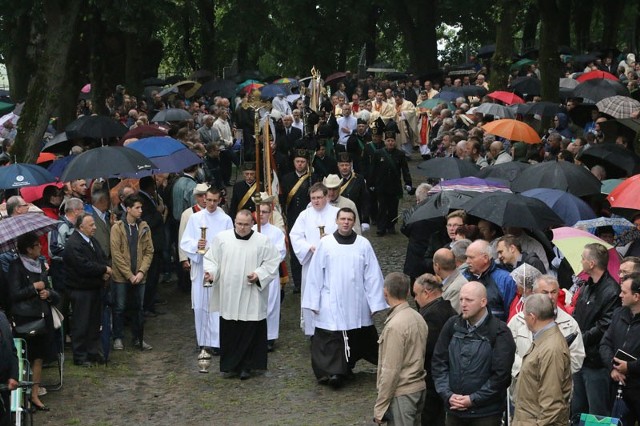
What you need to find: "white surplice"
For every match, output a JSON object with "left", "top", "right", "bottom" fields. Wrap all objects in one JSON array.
[
  {"left": 252, "top": 222, "right": 287, "bottom": 340},
  {"left": 289, "top": 203, "right": 340, "bottom": 335},
  {"left": 180, "top": 208, "right": 233, "bottom": 347},
  {"left": 301, "top": 233, "right": 387, "bottom": 331}
]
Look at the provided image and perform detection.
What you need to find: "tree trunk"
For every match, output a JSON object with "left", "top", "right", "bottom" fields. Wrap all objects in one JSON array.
[
  {"left": 490, "top": 0, "right": 519, "bottom": 92},
  {"left": 572, "top": 0, "right": 593, "bottom": 52},
  {"left": 12, "top": 0, "right": 85, "bottom": 163},
  {"left": 4, "top": 11, "right": 36, "bottom": 102},
  {"left": 181, "top": 3, "right": 198, "bottom": 71},
  {"left": 393, "top": 0, "right": 439, "bottom": 73},
  {"left": 602, "top": 0, "right": 626, "bottom": 48},
  {"left": 521, "top": 3, "right": 540, "bottom": 51},
  {"left": 556, "top": 0, "right": 572, "bottom": 47},
  {"left": 365, "top": 5, "right": 380, "bottom": 66},
  {"left": 195, "top": 0, "right": 217, "bottom": 73},
  {"left": 538, "top": 0, "right": 561, "bottom": 103}
]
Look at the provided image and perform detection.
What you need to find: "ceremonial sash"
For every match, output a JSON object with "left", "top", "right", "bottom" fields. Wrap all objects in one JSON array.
[
  {"left": 339, "top": 173, "right": 356, "bottom": 195},
  {"left": 286, "top": 174, "right": 310, "bottom": 208},
  {"left": 238, "top": 182, "right": 257, "bottom": 212}
]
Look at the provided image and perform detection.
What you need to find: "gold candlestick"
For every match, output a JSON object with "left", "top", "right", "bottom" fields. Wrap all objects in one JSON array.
[
  {"left": 318, "top": 225, "right": 326, "bottom": 238},
  {"left": 197, "top": 227, "right": 208, "bottom": 254}
]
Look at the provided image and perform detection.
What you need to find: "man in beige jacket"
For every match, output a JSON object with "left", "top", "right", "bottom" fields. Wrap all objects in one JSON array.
[{"left": 374, "top": 272, "right": 428, "bottom": 425}]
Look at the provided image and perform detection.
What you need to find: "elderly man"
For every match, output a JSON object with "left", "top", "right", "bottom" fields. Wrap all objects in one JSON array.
[
  {"left": 197, "top": 114, "right": 220, "bottom": 146},
  {"left": 290, "top": 183, "right": 339, "bottom": 336},
  {"left": 374, "top": 272, "right": 428, "bottom": 425},
  {"left": 212, "top": 107, "right": 238, "bottom": 187},
  {"left": 512, "top": 294, "right": 572, "bottom": 426},
  {"left": 204, "top": 210, "right": 280, "bottom": 380},
  {"left": 303, "top": 208, "right": 386, "bottom": 388},
  {"left": 489, "top": 141, "right": 512, "bottom": 165},
  {"left": 322, "top": 174, "right": 362, "bottom": 234},
  {"left": 434, "top": 248, "right": 468, "bottom": 314},
  {"left": 432, "top": 281, "right": 516, "bottom": 426},
  {"left": 464, "top": 239, "right": 517, "bottom": 322}
]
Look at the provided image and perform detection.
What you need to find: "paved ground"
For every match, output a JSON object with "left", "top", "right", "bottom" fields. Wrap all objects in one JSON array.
[{"left": 37, "top": 156, "right": 425, "bottom": 426}]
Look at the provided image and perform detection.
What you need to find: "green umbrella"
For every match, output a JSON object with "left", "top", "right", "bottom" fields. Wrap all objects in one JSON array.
[
  {"left": 510, "top": 58, "right": 536, "bottom": 71},
  {"left": 417, "top": 99, "right": 454, "bottom": 110},
  {"left": 237, "top": 79, "right": 262, "bottom": 90},
  {"left": 0, "top": 101, "right": 15, "bottom": 115},
  {"left": 601, "top": 178, "right": 624, "bottom": 195}
]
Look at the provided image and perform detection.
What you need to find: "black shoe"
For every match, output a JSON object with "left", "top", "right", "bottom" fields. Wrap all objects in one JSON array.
[
  {"left": 88, "top": 353, "right": 105, "bottom": 364},
  {"left": 328, "top": 374, "right": 343, "bottom": 389},
  {"left": 74, "top": 360, "right": 93, "bottom": 367},
  {"left": 211, "top": 347, "right": 221, "bottom": 356},
  {"left": 239, "top": 370, "right": 251, "bottom": 380},
  {"left": 223, "top": 370, "right": 239, "bottom": 378},
  {"left": 267, "top": 340, "right": 275, "bottom": 352},
  {"left": 317, "top": 376, "right": 330, "bottom": 385}
]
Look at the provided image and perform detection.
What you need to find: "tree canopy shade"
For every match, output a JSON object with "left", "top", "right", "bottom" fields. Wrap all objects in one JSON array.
[{"left": 1, "top": 0, "right": 640, "bottom": 162}]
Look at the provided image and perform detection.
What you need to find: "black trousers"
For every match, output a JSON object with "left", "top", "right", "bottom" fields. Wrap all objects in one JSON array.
[
  {"left": 377, "top": 192, "right": 399, "bottom": 232},
  {"left": 0, "top": 390, "right": 10, "bottom": 426},
  {"left": 422, "top": 388, "right": 446, "bottom": 426},
  {"left": 143, "top": 253, "right": 161, "bottom": 312},
  {"left": 219, "top": 318, "right": 267, "bottom": 372},
  {"left": 220, "top": 150, "right": 239, "bottom": 184},
  {"left": 69, "top": 288, "right": 102, "bottom": 362},
  {"left": 288, "top": 240, "right": 302, "bottom": 290}
]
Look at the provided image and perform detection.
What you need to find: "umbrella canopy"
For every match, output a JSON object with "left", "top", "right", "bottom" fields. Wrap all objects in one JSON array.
[
  {"left": 36, "top": 152, "right": 56, "bottom": 165},
  {"left": 461, "top": 192, "right": 563, "bottom": 229},
  {"left": 559, "top": 78, "right": 580, "bottom": 89},
  {"left": 487, "top": 91, "right": 524, "bottom": 105},
  {"left": 595, "top": 95, "right": 640, "bottom": 119},
  {"left": 198, "top": 79, "right": 236, "bottom": 97},
  {"left": 417, "top": 99, "right": 453, "bottom": 110},
  {"left": 65, "top": 115, "right": 128, "bottom": 140},
  {"left": 407, "top": 190, "right": 477, "bottom": 224},
  {"left": 475, "top": 161, "right": 530, "bottom": 183},
  {"left": 159, "top": 80, "right": 201, "bottom": 98},
  {"left": 509, "top": 76, "right": 541, "bottom": 96},
  {"left": 442, "top": 85, "right": 488, "bottom": 98},
  {"left": 0, "top": 163, "right": 56, "bottom": 190},
  {"left": 574, "top": 78, "right": 628, "bottom": 103},
  {"left": 239, "top": 83, "right": 264, "bottom": 94},
  {"left": 551, "top": 227, "right": 612, "bottom": 274},
  {"left": 576, "top": 70, "right": 618, "bottom": 82},
  {"left": 608, "top": 174, "right": 640, "bottom": 210},
  {"left": 574, "top": 217, "right": 640, "bottom": 246},
  {"left": 142, "top": 77, "right": 165, "bottom": 86},
  {"left": 481, "top": 119, "right": 540, "bottom": 144},
  {"left": 325, "top": 72, "right": 347, "bottom": 84},
  {"left": 521, "top": 188, "right": 596, "bottom": 226},
  {"left": 260, "top": 84, "right": 287, "bottom": 99},
  {"left": 47, "top": 155, "right": 76, "bottom": 179},
  {"left": 41, "top": 132, "right": 71, "bottom": 154},
  {"left": 126, "top": 137, "right": 202, "bottom": 174},
  {"left": 119, "top": 124, "right": 169, "bottom": 144},
  {"left": 578, "top": 143, "right": 640, "bottom": 178},
  {"left": 417, "top": 157, "right": 480, "bottom": 179},
  {"left": 428, "top": 176, "right": 512, "bottom": 194},
  {"left": 477, "top": 44, "right": 496, "bottom": 59},
  {"left": 434, "top": 91, "right": 459, "bottom": 102},
  {"left": 601, "top": 178, "right": 624, "bottom": 195},
  {"left": 511, "top": 160, "right": 602, "bottom": 196},
  {"left": 60, "top": 146, "right": 157, "bottom": 181},
  {"left": 475, "top": 103, "right": 515, "bottom": 118},
  {"left": 0, "top": 213, "right": 60, "bottom": 252},
  {"left": 510, "top": 59, "right": 536, "bottom": 71},
  {"left": 150, "top": 108, "right": 192, "bottom": 123},
  {"left": 189, "top": 69, "right": 214, "bottom": 81},
  {"left": 237, "top": 79, "right": 262, "bottom": 90},
  {"left": 20, "top": 182, "right": 64, "bottom": 204},
  {"left": 510, "top": 101, "right": 560, "bottom": 118}
]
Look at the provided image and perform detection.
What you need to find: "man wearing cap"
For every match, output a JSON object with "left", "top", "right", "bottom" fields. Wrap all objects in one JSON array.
[
  {"left": 180, "top": 187, "right": 233, "bottom": 355},
  {"left": 372, "top": 130, "right": 412, "bottom": 236},
  {"left": 393, "top": 91, "right": 419, "bottom": 155},
  {"left": 336, "top": 152, "right": 370, "bottom": 226},
  {"left": 345, "top": 118, "right": 371, "bottom": 173},
  {"left": 280, "top": 150, "right": 317, "bottom": 293},
  {"left": 229, "top": 162, "right": 261, "bottom": 220},
  {"left": 177, "top": 183, "right": 209, "bottom": 292},
  {"left": 323, "top": 174, "right": 362, "bottom": 234}
]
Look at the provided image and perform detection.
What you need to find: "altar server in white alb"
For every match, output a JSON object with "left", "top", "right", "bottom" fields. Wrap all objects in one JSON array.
[
  {"left": 204, "top": 210, "right": 281, "bottom": 379},
  {"left": 302, "top": 207, "right": 388, "bottom": 388},
  {"left": 252, "top": 196, "right": 287, "bottom": 352},
  {"left": 180, "top": 187, "right": 232, "bottom": 354},
  {"left": 290, "top": 183, "right": 340, "bottom": 336}
]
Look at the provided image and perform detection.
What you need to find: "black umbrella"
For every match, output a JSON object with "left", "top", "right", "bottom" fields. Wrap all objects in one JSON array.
[
  {"left": 477, "top": 44, "right": 496, "bottom": 59},
  {"left": 65, "top": 116, "right": 128, "bottom": 140},
  {"left": 509, "top": 76, "right": 541, "bottom": 97},
  {"left": 567, "top": 103, "right": 598, "bottom": 127},
  {"left": 60, "top": 146, "right": 157, "bottom": 181},
  {"left": 475, "top": 161, "right": 530, "bottom": 184},
  {"left": 511, "top": 101, "right": 560, "bottom": 118},
  {"left": 386, "top": 72, "right": 408, "bottom": 81},
  {"left": 577, "top": 143, "right": 640, "bottom": 178},
  {"left": 461, "top": 192, "right": 563, "bottom": 229},
  {"left": 164, "top": 75, "right": 186, "bottom": 85},
  {"left": 142, "top": 77, "right": 165, "bottom": 86},
  {"left": 407, "top": 190, "right": 477, "bottom": 224},
  {"left": 417, "top": 157, "right": 480, "bottom": 179},
  {"left": 442, "top": 85, "right": 488, "bottom": 98},
  {"left": 189, "top": 69, "right": 214, "bottom": 81},
  {"left": 574, "top": 79, "right": 628, "bottom": 103},
  {"left": 150, "top": 108, "right": 193, "bottom": 123},
  {"left": 571, "top": 53, "right": 599, "bottom": 65},
  {"left": 511, "top": 160, "right": 602, "bottom": 196},
  {"left": 42, "top": 132, "right": 70, "bottom": 153},
  {"left": 198, "top": 79, "right": 236, "bottom": 96},
  {"left": 234, "top": 70, "right": 265, "bottom": 83}
]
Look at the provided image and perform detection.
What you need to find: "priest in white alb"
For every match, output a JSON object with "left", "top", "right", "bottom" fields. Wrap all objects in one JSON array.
[
  {"left": 203, "top": 210, "right": 280, "bottom": 380},
  {"left": 179, "top": 187, "right": 232, "bottom": 354},
  {"left": 302, "top": 207, "right": 387, "bottom": 388},
  {"left": 289, "top": 183, "right": 340, "bottom": 336}
]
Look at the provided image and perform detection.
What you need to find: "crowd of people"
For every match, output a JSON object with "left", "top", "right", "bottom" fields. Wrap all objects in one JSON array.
[{"left": 1, "top": 53, "right": 640, "bottom": 425}]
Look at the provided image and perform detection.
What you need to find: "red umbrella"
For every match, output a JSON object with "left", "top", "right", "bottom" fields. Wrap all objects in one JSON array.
[
  {"left": 325, "top": 72, "right": 347, "bottom": 84},
  {"left": 240, "top": 83, "right": 264, "bottom": 94},
  {"left": 118, "top": 124, "right": 169, "bottom": 145},
  {"left": 20, "top": 182, "right": 64, "bottom": 203},
  {"left": 487, "top": 91, "right": 524, "bottom": 105},
  {"left": 36, "top": 152, "right": 57, "bottom": 165},
  {"left": 608, "top": 174, "right": 640, "bottom": 210},
  {"left": 576, "top": 70, "right": 619, "bottom": 82}
]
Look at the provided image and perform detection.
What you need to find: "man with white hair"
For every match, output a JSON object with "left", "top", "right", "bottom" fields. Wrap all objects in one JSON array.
[
  {"left": 197, "top": 114, "right": 220, "bottom": 146},
  {"left": 489, "top": 141, "right": 512, "bottom": 165},
  {"left": 322, "top": 174, "right": 362, "bottom": 234}
]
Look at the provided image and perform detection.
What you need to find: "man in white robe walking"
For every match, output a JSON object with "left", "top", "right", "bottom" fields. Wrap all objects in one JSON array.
[
  {"left": 180, "top": 187, "right": 232, "bottom": 355},
  {"left": 290, "top": 183, "right": 340, "bottom": 336},
  {"left": 302, "top": 207, "right": 387, "bottom": 388}
]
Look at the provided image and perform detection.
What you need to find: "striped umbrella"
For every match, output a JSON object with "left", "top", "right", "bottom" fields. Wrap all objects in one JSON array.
[
  {"left": 428, "top": 177, "right": 512, "bottom": 194},
  {"left": 0, "top": 213, "right": 59, "bottom": 252},
  {"left": 596, "top": 95, "right": 640, "bottom": 119}
]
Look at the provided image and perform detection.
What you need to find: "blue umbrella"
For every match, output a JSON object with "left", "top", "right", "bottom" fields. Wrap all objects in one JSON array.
[
  {"left": 521, "top": 188, "right": 596, "bottom": 226},
  {"left": 0, "top": 163, "right": 56, "bottom": 190},
  {"left": 126, "top": 137, "right": 203, "bottom": 174},
  {"left": 260, "top": 84, "right": 287, "bottom": 99},
  {"left": 47, "top": 154, "right": 77, "bottom": 179},
  {"left": 574, "top": 216, "right": 640, "bottom": 246},
  {"left": 434, "top": 91, "right": 459, "bottom": 102}
]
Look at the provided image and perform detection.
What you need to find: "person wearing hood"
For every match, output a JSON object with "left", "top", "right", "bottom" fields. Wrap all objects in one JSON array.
[{"left": 553, "top": 113, "right": 574, "bottom": 139}]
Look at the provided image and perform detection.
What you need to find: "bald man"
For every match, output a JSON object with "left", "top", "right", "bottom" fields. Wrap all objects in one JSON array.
[
  {"left": 489, "top": 141, "right": 512, "bottom": 165},
  {"left": 432, "top": 281, "right": 516, "bottom": 426}
]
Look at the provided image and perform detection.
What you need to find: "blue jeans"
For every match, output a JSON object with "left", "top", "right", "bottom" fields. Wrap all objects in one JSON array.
[
  {"left": 112, "top": 282, "right": 145, "bottom": 341},
  {"left": 571, "top": 367, "right": 611, "bottom": 417}
]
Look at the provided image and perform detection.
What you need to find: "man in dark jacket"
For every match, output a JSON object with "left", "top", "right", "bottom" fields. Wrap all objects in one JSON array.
[
  {"left": 0, "top": 310, "right": 18, "bottom": 425},
  {"left": 432, "top": 281, "right": 516, "bottom": 426},
  {"left": 600, "top": 272, "right": 640, "bottom": 425},
  {"left": 495, "top": 234, "right": 546, "bottom": 273},
  {"left": 572, "top": 243, "right": 621, "bottom": 416},
  {"left": 413, "top": 274, "right": 457, "bottom": 426},
  {"left": 63, "top": 213, "right": 112, "bottom": 366}
]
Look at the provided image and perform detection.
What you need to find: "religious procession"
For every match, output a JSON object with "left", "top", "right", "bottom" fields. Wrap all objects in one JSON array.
[{"left": 2, "top": 3, "right": 640, "bottom": 425}]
